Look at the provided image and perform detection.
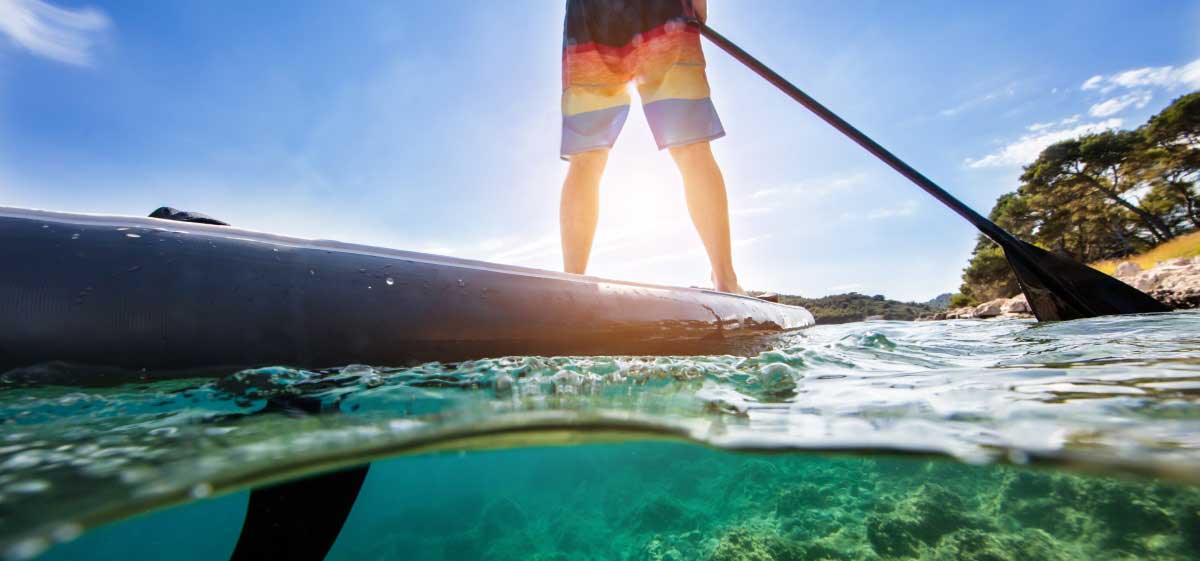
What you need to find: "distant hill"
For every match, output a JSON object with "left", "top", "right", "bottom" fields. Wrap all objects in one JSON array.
[
  {"left": 778, "top": 292, "right": 938, "bottom": 324},
  {"left": 925, "top": 293, "right": 953, "bottom": 311}
]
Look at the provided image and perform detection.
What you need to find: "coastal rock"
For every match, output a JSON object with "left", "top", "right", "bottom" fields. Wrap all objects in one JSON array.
[
  {"left": 1001, "top": 294, "right": 1030, "bottom": 314},
  {"left": 1114, "top": 261, "right": 1142, "bottom": 278},
  {"left": 1116, "top": 257, "right": 1200, "bottom": 309},
  {"left": 932, "top": 294, "right": 1035, "bottom": 320},
  {"left": 974, "top": 299, "right": 1005, "bottom": 318}
]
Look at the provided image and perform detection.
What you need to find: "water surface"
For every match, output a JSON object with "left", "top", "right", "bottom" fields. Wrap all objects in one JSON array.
[{"left": 3, "top": 313, "right": 1200, "bottom": 559}]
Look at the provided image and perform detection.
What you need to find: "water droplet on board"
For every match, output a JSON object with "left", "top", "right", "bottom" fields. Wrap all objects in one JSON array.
[
  {"left": 385, "top": 277, "right": 394, "bottom": 286},
  {"left": 125, "top": 233, "right": 141, "bottom": 238},
  {"left": 457, "top": 279, "right": 465, "bottom": 288},
  {"left": 70, "top": 233, "right": 79, "bottom": 240},
  {"left": 128, "top": 265, "right": 141, "bottom": 272}
]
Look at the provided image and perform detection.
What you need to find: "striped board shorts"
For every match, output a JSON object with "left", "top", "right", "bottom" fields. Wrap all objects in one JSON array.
[{"left": 561, "top": 0, "right": 725, "bottom": 159}]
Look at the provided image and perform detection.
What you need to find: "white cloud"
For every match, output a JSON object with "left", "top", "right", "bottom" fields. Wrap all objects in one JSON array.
[
  {"left": 1088, "top": 90, "right": 1153, "bottom": 117},
  {"left": 966, "top": 118, "right": 1124, "bottom": 168},
  {"left": 0, "top": 0, "right": 109, "bottom": 66},
  {"left": 1028, "top": 115, "right": 1081, "bottom": 132},
  {"left": 865, "top": 200, "right": 918, "bottom": 220},
  {"left": 1081, "top": 75, "right": 1105, "bottom": 91},
  {"left": 789, "top": 172, "right": 868, "bottom": 197},
  {"left": 939, "top": 84, "right": 1017, "bottom": 117},
  {"left": 751, "top": 188, "right": 780, "bottom": 199},
  {"left": 1080, "top": 58, "right": 1200, "bottom": 93}
]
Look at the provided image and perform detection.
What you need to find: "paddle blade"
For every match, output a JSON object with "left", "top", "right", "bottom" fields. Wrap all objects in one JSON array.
[
  {"left": 229, "top": 464, "right": 369, "bottom": 561},
  {"left": 1002, "top": 240, "right": 1170, "bottom": 321}
]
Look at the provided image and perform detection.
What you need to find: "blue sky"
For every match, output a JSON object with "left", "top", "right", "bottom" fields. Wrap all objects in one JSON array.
[{"left": 2, "top": 1, "right": 1198, "bottom": 301}]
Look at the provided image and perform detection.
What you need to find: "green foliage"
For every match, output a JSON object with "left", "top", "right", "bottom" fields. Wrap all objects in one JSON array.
[
  {"left": 959, "top": 91, "right": 1199, "bottom": 301},
  {"left": 779, "top": 293, "right": 936, "bottom": 324},
  {"left": 949, "top": 292, "right": 975, "bottom": 308},
  {"left": 959, "top": 237, "right": 1020, "bottom": 302}
]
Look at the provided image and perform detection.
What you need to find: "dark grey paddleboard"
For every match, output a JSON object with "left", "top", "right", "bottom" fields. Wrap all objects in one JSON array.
[{"left": 0, "top": 207, "right": 813, "bottom": 377}]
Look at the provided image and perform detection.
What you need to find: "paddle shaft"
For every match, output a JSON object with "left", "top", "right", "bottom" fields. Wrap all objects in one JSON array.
[{"left": 699, "top": 25, "right": 1020, "bottom": 250}]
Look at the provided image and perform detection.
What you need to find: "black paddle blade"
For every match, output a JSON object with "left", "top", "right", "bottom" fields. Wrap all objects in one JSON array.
[
  {"left": 1002, "top": 240, "right": 1170, "bottom": 321},
  {"left": 229, "top": 464, "right": 369, "bottom": 561}
]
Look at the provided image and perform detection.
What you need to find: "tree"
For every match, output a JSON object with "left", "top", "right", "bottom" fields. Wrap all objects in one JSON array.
[
  {"left": 1140, "top": 92, "right": 1200, "bottom": 228},
  {"left": 1022, "top": 131, "right": 1175, "bottom": 243},
  {"left": 954, "top": 92, "right": 1199, "bottom": 308}
]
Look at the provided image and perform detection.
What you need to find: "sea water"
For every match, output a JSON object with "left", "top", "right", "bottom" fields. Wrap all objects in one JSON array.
[{"left": 2, "top": 313, "right": 1200, "bottom": 560}]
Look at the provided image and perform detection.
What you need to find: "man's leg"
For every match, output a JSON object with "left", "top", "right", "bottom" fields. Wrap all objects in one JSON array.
[
  {"left": 668, "top": 141, "right": 742, "bottom": 294},
  {"left": 560, "top": 149, "right": 609, "bottom": 274}
]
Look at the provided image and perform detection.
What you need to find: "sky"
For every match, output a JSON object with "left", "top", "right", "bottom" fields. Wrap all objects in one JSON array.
[{"left": 1, "top": 0, "right": 1198, "bottom": 302}]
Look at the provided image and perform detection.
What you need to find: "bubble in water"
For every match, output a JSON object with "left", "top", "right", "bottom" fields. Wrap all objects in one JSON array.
[
  {"left": 757, "top": 362, "right": 800, "bottom": 395},
  {"left": 342, "top": 364, "right": 383, "bottom": 387},
  {"left": 8, "top": 480, "right": 49, "bottom": 494},
  {"left": 495, "top": 374, "right": 514, "bottom": 398},
  {"left": 550, "top": 370, "right": 584, "bottom": 395},
  {"left": 190, "top": 483, "right": 213, "bottom": 498},
  {"left": 51, "top": 523, "right": 82, "bottom": 543},
  {"left": 7, "top": 537, "right": 48, "bottom": 560}
]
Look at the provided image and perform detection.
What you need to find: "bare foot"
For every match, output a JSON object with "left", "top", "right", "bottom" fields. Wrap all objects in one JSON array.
[{"left": 711, "top": 272, "right": 747, "bottom": 295}]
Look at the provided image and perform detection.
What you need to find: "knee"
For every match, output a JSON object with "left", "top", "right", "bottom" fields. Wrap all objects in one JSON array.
[
  {"left": 568, "top": 149, "right": 609, "bottom": 176},
  {"left": 668, "top": 141, "right": 713, "bottom": 167}
]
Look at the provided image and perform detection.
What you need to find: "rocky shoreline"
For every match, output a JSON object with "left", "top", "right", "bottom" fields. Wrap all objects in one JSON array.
[{"left": 923, "top": 257, "right": 1200, "bottom": 320}]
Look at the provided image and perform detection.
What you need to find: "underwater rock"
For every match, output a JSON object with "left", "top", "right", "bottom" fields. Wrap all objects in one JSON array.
[
  {"left": 927, "top": 528, "right": 1065, "bottom": 561},
  {"left": 707, "top": 528, "right": 777, "bottom": 561},
  {"left": 776, "top": 483, "right": 835, "bottom": 516},
  {"left": 1179, "top": 494, "right": 1200, "bottom": 554},
  {"left": 626, "top": 495, "right": 700, "bottom": 533},
  {"left": 866, "top": 483, "right": 976, "bottom": 557},
  {"left": 643, "top": 536, "right": 687, "bottom": 561},
  {"left": 476, "top": 497, "right": 530, "bottom": 538},
  {"left": 706, "top": 526, "right": 855, "bottom": 561}
]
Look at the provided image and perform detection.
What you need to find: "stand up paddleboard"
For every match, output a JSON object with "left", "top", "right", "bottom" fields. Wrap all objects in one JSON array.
[{"left": 0, "top": 207, "right": 813, "bottom": 378}]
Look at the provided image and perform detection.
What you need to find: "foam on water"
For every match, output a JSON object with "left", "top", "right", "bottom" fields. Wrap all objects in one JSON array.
[{"left": 2, "top": 312, "right": 1200, "bottom": 558}]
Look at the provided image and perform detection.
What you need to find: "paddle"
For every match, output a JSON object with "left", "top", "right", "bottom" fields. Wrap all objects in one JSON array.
[{"left": 699, "top": 24, "right": 1170, "bottom": 321}]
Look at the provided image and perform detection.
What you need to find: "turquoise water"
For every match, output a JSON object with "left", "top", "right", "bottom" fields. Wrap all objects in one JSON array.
[{"left": 3, "top": 313, "right": 1200, "bottom": 559}]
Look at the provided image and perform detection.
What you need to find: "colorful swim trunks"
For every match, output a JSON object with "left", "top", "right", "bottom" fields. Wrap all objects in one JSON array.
[{"left": 561, "top": 0, "right": 725, "bottom": 159}]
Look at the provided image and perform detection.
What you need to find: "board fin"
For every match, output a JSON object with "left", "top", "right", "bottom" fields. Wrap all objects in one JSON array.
[{"left": 228, "top": 464, "right": 369, "bottom": 561}]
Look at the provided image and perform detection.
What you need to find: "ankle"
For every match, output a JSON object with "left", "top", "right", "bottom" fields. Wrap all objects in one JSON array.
[{"left": 712, "top": 270, "right": 740, "bottom": 293}]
